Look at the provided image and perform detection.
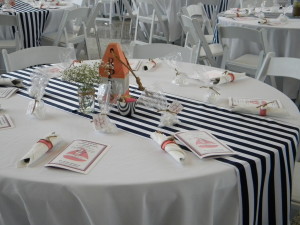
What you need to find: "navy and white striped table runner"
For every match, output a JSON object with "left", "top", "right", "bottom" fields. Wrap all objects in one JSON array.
[
  {"left": 2, "top": 68, "right": 299, "bottom": 225},
  {"left": 1, "top": 0, "right": 49, "bottom": 48}
]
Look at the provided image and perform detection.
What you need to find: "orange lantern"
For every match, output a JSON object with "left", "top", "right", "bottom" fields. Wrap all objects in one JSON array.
[{"left": 99, "top": 43, "right": 130, "bottom": 98}]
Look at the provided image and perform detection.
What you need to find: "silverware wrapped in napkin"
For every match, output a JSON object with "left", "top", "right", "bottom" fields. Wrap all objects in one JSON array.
[
  {"left": 0, "top": 77, "right": 24, "bottom": 87},
  {"left": 205, "top": 70, "right": 246, "bottom": 85},
  {"left": 17, "top": 132, "right": 61, "bottom": 168},
  {"left": 229, "top": 98, "right": 289, "bottom": 117},
  {"left": 150, "top": 131, "right": 186, "bottom": 163}
]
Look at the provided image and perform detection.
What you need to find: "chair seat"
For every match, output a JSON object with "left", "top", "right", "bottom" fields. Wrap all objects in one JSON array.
[
  {"left": 205, "top": 34, "right": 214, "bottom": 44},
  {"left": 226, "top": 54, "right": 259, "bottom": 75},
  {"left": 0, "top": 40, "right": 18, "bottom": 48},
  {"left": 199, "top": 43, "right": 223, "bottom": 57},
  {"left": 292, "top": 162, "right": 300, "bottom": 204},
  {"left": 138, "top": 14, "right": 168, "bottom": 23},
  {"left": 42, "top": 32, "right": 85, "bottom": 45},
  {"left": 124, "top": 11, "right": 138, "bottom": 18}
]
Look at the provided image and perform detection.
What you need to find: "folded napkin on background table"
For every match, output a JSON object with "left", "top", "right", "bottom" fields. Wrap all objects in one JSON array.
[
  {"left": 150, "top": 132, "right": 186, "bottom": 163},
  {"left": 223, "top": 9, "right": 249, "bottom": 17},
  {"left": 2, "top": 8, "right": 16, "bottom": 13},
  {"left": 17, "top": 132, "right": 61, "bottom": 168},
  {"left": 0, "top": 77, "right": 24, "bottom": 87}
]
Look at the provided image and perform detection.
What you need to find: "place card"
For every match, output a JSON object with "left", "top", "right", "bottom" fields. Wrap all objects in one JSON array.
[
  {"left": 0, "top": 114, "right": 14, "bottom": 130},
  {"left": 92, "top": 114, "right": 110, "bottom": 130},
  {"left": 174, "top": 130, "right": 236, "bottom": 159},
  {"left": 0, "top": 87, "right": 18, "bottom": 99},
  {"left": 168, "top": 101, "right": 183, "bottom": 114},
  {"left": 46, "top": 140, "right": 110, "bottom": 174}
]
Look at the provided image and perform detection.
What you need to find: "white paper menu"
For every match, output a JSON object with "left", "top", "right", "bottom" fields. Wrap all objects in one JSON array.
[
  {"left": 0, "top": 114, "right": 14, "bottom": 130},
  {"left": 46, "top": 140, "right": 110, "bottom": 174},
  {"left": 174, "top": 130, "right": 236, "bottom": 159}
]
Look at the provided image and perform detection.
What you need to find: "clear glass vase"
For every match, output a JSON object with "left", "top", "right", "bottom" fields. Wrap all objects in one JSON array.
[{"left": 77, "top": 86, "right": 95, "bottom": 114}]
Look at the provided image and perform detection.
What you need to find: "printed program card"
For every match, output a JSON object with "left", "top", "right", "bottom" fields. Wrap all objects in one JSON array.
[
  {"left": 46, "top": 140, "right": 110, "bottom": 174},
  {"left": 0, "top": 87, "right": 18, "bottom": 99},
  {"left": 0, "top": 114, "right": 14, "bottom": 130},
  {"left": 229, "top": 98, "right": 282, "bottom": 109},
  {"left": 174, "top": 130, "right": 236, "bottom": 159}
]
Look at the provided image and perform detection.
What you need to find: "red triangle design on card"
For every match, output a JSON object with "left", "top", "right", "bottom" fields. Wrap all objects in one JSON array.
[{"left": 63, "top": 149, "right": 89, "bottom": 161}]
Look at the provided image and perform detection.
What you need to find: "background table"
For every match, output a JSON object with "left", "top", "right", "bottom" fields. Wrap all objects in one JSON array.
[
  {"left": 138, "top": 0, "right": 240, "bottom": 42},
  {"left": 217, "top": 14, "right": 300, "bottom": 99},
  {"left": 0, "top": 61, "right": 299, "bottom": 225},
  {"left": 0, "top": 0, "right": 75, "bottom": 73}
]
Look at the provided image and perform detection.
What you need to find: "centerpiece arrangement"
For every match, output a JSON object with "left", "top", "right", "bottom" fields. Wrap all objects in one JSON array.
[{"left": 62, "top": 61, "right": 101, "bottom": 113}]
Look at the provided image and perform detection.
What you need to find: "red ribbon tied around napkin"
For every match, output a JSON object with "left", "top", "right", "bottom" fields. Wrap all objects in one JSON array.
[{"left": 38, "top": 139, "right": 53, "bottom": 150}]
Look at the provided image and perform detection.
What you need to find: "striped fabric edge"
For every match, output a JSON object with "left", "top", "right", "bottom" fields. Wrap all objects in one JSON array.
[
  {"left": 10, "top": 0, "right": 49, "bottom": 48},
  {"left": 2, "top": 69, "right": 300, "bottom": 225}
]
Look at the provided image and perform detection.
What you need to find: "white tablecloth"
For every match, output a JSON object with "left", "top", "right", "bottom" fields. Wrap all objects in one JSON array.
[
  {"left": 0, "top": 61, "right": 299, "bottom": 225},
  {"left": 43, "top": 2, "right": 77, "bottom": 34}
]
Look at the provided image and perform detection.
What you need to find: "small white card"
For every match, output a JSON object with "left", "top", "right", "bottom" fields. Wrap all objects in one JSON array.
[
  {"left": 92, "top": 114, "right": 110, "bottom": 130},
  {"left": 0, "top": 114, "right": 14, "bottom": 130},
  {"left": 168, "top": 101, "right": 183, "bottom": 114},
  {"left": 46, "top": 140, "right": 110, "bottom": 174},
  {"left": 174, "top": 130, "right": 236, "bottom": 159},
  {"left": 0, "top": 87, "right": 18, "bottom": 99}
]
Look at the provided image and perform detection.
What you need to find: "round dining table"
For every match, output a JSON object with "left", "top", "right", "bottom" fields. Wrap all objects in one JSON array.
[{"left": 0, "top": 60, "right": 299, "bottom": 225}]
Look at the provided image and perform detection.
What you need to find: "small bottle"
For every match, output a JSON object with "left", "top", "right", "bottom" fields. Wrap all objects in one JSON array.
[{"left": 293, "top": 0, "right": 300, "bottom": 17}]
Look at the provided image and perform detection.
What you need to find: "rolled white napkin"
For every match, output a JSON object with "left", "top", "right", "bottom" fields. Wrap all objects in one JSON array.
[
  {"left": 229, "top": 98, "right": 289, "bottom": 117},
  {"left": 0, "top": 77, "right": 24, "bottom": 87},
  {"left": 231, "top": 106, "right": 288, "bottom": 117},
  {"left": 150, "top": 132, "right": 186, "bottom": 163},
  {"left": 17, "top": 132, "right": 61, "bottom": 168},
  {"left": 209, "top": 71, "right": 246, "bottom": 85},
  {"left": 223, "top": 8, "right": 249, "bottom": 17}
]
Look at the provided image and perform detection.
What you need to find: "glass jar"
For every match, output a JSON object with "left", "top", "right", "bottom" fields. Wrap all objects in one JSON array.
[{"left": 77, "top": 86, "right": 95, "bottom": 114}]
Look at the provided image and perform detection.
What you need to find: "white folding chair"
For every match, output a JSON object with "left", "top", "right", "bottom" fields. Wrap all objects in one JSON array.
[
  {"left": 218, "top": 25, "right": 269, "bottom": 77},
  {"left": 2, "top": 46, "right": 76, "bottom": 72},
  {"left": 180, "top": 14, "right": 223, "bottom": 67},
  {"left": 256, "top": 52, "right": 300, "bottom": 107},
  {"left": 198, "top": 0, "right": 222, "bottom": 29},
  {"left": 120, "top": 0, "right": 138, "bottom": 41},
  {"left": 181, "top": 3, "right": 214, "bottom": 44},
  {"left": 292, "top": 162, "right": 300, "bottom": 208},
  {"left": 95, "top": 0, "right": 122, "bottom": 25},
  {"left": 0, "top": 14, "right": 23, "bottom": 51},
  {"left": 132, "top": 43, "right": 196, "bottom": 63},
  {"left": 41, "top": 7, "right": 91, "bottom": 59},
  {"left": 133, "top": 0, "right": 169, "bottom": 44}
]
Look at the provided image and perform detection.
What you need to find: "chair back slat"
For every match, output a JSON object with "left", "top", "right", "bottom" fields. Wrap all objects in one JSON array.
[
  {"left": 2, "top": 46, "right": 76, "bottom": 72},
  {"left": 132, "top": 43, "right": 194, "bottom": 63}
]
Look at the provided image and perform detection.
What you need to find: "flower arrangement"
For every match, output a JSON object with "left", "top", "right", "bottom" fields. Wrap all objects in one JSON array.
[{"left": 62, "top": 61, "right": 102, "bottom": 92}]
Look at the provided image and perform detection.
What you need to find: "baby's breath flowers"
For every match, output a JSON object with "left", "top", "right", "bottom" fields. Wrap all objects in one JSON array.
[{"left": 62, "top": 62, "right": 102, "bottom": 91}]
